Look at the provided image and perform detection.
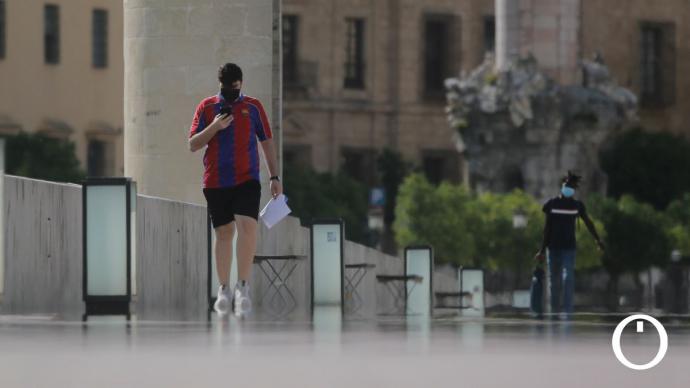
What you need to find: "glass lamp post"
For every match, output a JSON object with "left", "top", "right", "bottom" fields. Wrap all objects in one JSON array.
[
  {"left": 310, "top": 219, "right": 345, "bottom": 315},
  {"left": 405, "top": 245, "right": 433, "bottom": 316},
  {"left": 82, "top": 177, "right": 136, "bottom": 320}
]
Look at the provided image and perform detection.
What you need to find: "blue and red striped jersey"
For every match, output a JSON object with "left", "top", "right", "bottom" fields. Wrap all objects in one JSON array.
[{"left": 189, "top": 93, "right": 273, "bottom": 188}]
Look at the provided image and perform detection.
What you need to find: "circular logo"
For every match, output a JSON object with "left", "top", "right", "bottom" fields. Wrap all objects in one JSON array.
[{"left": 612, "top": 314, "right": 668, "bottom": 370}]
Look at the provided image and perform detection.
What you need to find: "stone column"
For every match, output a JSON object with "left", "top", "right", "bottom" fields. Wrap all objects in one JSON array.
[
  {"left": 519, "top": 0, "right": 581, "bottom": 84},
  {"left": 495, "top": 0, "right": 521, "bottom": 71},
  {"left": 124, "top": 0, "right": 281, "bottom": 205},
  {"left": 495, "top": 0, "right": 581, "bottom": 84}
]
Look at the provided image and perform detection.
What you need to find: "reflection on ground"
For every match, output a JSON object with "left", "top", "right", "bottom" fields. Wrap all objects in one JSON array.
[{"left": 1, "top": 312, "right": 688, "bottom": 388}]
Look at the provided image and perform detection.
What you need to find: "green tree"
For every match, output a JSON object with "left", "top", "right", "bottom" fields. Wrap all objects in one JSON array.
[
  {"left": 666, "top": 193, "right": 690, "bottom": 225},
  {"left": 615, "top": 195, "right": 672, "bottom": 272},
  {"left": 3, "top": 132, "right": 85, "bottom": 183},
  {"left": 394, "top": 174, "right": 477, "bottom": 266},
  {"left": 395, "top": 175, "right": 607, "bottom": 290},
  {"left": 473, "top": 190, "right": 543, "bottom": 287},
  {"left": 666, "top": 193, "right": 690, "bottom": 257},
  {"left": 587, "top": 194, "right": 671, "bottom": 309},
  {"left": 395, "top": 175, "right": 547, "bottom": 279},
  {"left": 600, "top": 128, "right": 690, "bottom": 209},
  {"left": 284, "top": 162, "right": 370, "bottom": 245},
  {"left": 575, "top": 214, "right": 606, "bottom": 271}
]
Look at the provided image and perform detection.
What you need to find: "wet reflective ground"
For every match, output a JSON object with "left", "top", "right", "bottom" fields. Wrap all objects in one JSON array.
[{"left": 1, "top": 314, "right": 688, "bottom": 387}]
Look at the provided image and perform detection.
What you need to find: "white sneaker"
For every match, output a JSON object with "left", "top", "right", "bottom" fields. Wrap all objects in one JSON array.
[
  {"left": 232, "top": 282, "right": 252, "bottom": 317},
  {"left": 214, "top": 285, "right": 230, "bottom": 315}
]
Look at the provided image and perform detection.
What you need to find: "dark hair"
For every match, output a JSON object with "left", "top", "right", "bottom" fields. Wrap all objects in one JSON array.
[
  {"left": 218, "top": 63, "right": 243, "bottom": 86},
  {"left": 561, "top": 171, "right": 582, "bottom": 189}
]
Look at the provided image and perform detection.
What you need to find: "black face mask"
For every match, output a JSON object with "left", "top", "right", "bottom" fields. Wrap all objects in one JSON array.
[{"left": 220, "top": 87, "right": 241, "bottom": 102}]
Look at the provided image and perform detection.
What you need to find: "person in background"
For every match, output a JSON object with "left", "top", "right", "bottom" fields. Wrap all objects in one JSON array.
[{"left": 535, "top": 171, "right": 604, "bottom": 319}]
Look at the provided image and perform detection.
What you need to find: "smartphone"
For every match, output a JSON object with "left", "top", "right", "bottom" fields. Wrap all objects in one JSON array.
[{"left": 220, "top": 105, "right": 233, "bottom": 117}]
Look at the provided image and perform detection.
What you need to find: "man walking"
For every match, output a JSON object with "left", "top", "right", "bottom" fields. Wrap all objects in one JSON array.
[
  {"left": 535, "top": 171, "right": 604, "bottom": 319},
  {"left": 188, "top": 63, "right": 282, "bottom": 316}
]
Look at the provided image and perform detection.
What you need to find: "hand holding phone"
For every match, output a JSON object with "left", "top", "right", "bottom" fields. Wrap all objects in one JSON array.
[{"left": 212, "top": 113, "right": 233, "bottom": 131}]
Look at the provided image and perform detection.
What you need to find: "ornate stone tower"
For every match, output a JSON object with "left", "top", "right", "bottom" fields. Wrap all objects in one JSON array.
[{"left": 124, "top": 0, "right": 281, "bottom": 205}]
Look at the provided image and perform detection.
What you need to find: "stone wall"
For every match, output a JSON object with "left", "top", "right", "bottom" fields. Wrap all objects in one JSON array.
[
  {"left": 9, "top": 175, "right": 675, "bottom": 316},
  {"left": 1, "top": 176, "right": 83, "bottom": 316}
]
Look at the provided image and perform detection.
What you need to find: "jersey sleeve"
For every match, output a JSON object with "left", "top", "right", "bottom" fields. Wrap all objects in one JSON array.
[
  {"left": 189, "top": 102, "right": 207, "bottom": 139},
  {"left": 542, "top": 199, "right": 552, "bottom": 214},
  {"left": 577, "top": 200, "right": 588, "bottom": 218},
  {"left": 253, "top": 100, "right": 273, "bottom": 142}
]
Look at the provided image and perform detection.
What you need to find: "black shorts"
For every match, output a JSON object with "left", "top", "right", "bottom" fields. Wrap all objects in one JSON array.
[{"left": 203, "top": 180, "right": 261, "bottom": 228}]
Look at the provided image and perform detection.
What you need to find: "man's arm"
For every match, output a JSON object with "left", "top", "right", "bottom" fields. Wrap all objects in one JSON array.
[
  {"left": 535, "top": 201, "right": 551, "bottom": 260},
  {"left": 260, "top": 138, "right": 283, "bottom": 198},
  {"left": 259, "top": 138, "right": 279, "bottom": 177},
  {"left": 536, "top": 214, "right": 551, "bottom": 260},
  {"left": 540, "top": 215, "right": 551, "bottom": 253},
  {"left": 581, "top": 211, "right": 605, "bottom": 250},
  {"left": 188, "top": 114, "right": 231, "bottom": 152},
  {"left": 252, "top": 99, "right": 283, "bottom": 198}
]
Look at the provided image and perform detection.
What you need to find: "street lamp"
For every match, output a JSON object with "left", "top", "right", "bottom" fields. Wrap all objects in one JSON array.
[
  {"left": 512, "top": 208, "right": 532, "bottom": 310},
  {"left": 671, "top": 249, "right": 682, "bottom": 263},
  {"left": 513, "top": 209, "right": 528, "bottom": 229}
]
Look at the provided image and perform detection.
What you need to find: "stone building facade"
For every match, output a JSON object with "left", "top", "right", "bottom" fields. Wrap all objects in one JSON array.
[
  {"left": 0, "top": 0, "right": 124, "bottom": 177},
  {"left": 3, "top": 0, "right": 687, "bottom": 199},
  {"left": 281, "top": 0, "right": 495, "bottom": 186},
  {"left": 581, "top": 0, "right": 690, "bottom": 136},
  {"left": 281, "top": 0, "right": 690, "bottom": 189}
]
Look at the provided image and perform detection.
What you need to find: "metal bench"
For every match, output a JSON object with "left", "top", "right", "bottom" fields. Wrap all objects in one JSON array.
[{"left": 434, "top": 291, "right": 473, "bottom": 309}]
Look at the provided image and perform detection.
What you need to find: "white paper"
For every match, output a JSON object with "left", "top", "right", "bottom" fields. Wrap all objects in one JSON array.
[{"left": 259, "top": 194, "right": 291, "bottom": 229}]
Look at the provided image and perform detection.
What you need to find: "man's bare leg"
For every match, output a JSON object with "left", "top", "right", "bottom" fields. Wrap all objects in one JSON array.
[
  {"left": 235, "top": 215, "right": 258, "bottom": 281},
  {"left": 232, "top": 215, "right": 257, "bottom": 315},
  {"left": 214, "top": 222, "right": 235, "bottom": 286}
]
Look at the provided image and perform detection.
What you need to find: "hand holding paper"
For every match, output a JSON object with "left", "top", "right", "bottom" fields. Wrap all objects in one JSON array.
[{"left": 259, "top": 194, "right": 291, "bottom": 229}]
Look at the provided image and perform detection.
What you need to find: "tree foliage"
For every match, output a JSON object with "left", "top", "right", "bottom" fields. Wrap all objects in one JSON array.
[
  {"left": 284, "top": 162, "right": 370, "bottom": 245},
  {"left": 3, "top": 132, "right": 85, "bottom": 184},
  {"left": 600, "top": 128, "right": 690, "bottom": 209},
  {"left": 395, "top": 174, "right": 477, "bottom": 265},
  {"left": 586, "top": 194, "right": 672, "bottom": 278},
  {"left": 395, "top": 174, "right": 685, "bottom": 282},
  {"left": 395, "top": 174, "right": 557, "bottom": 281},
  {"left": 665, "top": 193, "right": 690, "bottom": 257}
]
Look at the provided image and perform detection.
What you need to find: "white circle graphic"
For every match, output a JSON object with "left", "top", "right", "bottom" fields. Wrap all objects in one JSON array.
[{"left": 612, "top": 314, "right": 668, "bottom": 370}]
